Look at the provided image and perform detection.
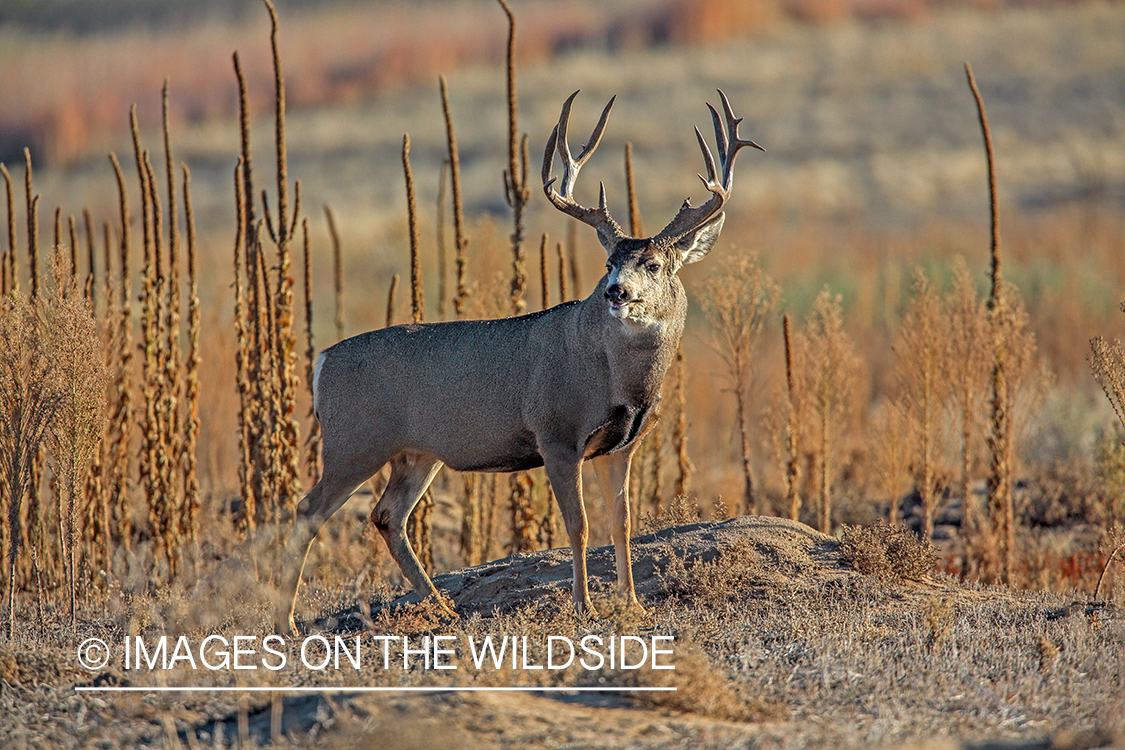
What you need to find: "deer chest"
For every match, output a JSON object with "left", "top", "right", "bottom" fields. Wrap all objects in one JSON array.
[{"left": 583, "top": 401, "right": 655, "bottom": 459}]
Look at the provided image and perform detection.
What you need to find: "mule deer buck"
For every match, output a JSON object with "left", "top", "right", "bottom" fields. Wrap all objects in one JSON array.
[{"left": 275, "top": 89, "right": 761, "bottom": 634}]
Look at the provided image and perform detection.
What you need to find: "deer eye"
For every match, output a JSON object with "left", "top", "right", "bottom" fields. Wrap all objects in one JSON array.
[
  {"left": 605, "top": 263, "right": 613, "bottom": 273},
  {"left": 646, "top": 261, "right": 662, "bottom": 274}
]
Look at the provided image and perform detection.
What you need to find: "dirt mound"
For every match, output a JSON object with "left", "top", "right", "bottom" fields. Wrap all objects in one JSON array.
[{"left": 339, "top": 516, "right": 852, "bottom": 624}]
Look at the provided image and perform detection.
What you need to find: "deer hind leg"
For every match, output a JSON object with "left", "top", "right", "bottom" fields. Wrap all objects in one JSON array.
[
  {"left": 543, "top": 450, "right": 595, "bottom": 616},
  {"left": 591, "top": 449, "right": 646, "bottom": 613},
  {"left": 370, "top": 451, "right": 450, "bottom": 613},
  {"left": 276, "top": 460, "right": 385, "bottom": 636}
]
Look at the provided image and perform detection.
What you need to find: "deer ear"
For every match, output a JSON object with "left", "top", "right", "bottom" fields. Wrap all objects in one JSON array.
[{"left": 673, "top": 211, "right": 724, "bottom": 265}]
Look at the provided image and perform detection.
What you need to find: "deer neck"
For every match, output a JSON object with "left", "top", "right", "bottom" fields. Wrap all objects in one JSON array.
[{"left": 580, "top": 276, "right": 686, "bottom": 407}]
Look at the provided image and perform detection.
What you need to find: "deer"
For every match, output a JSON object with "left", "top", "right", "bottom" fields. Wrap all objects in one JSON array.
[{"left": 274, "top": 89, "right": 762, "bottom": 635}]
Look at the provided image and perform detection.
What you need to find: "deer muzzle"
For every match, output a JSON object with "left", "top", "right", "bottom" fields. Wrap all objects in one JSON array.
[{"left": 605, "top": 282, "right": 633, "bottom": 317}]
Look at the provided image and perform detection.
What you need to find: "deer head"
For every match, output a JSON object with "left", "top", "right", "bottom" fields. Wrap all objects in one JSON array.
[{"left": 543, "top": 89, "right": 763, "bottom": 328}]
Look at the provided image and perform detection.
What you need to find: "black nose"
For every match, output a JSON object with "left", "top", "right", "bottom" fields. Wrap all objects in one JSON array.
[{"left": 605, "top": 283, "right": 628, "bottom": 303}]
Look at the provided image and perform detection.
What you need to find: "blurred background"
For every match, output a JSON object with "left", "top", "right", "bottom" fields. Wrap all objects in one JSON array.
[{"left": 2, "top": 0, "right": 1124, "bottom": 584}]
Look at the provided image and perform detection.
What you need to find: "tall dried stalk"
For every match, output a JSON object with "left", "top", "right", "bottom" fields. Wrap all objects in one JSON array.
[
  {"left": 142, "top": 148, "right": 180, "bottom": 573},
  {"left": 565, "top": 220, "right": 580, "bottom": 305},
  {"left": 671, "top": 341, "right": 692, "bottom": 500},
  {"left": 81, "top": 214, "right": 112, "bottom": 586},
  {"left": 437, "top": 159, "right": 449, "bottom": 319},
  {"left": 23, "top": 149, "right": 39, "bottom": 299},
  {"left": 783, "top": 314, "right": 801, "bottom": 521},
  {"left": 538, "top": 233, "right": 550, "bottom": 310},
  {"left": 967, "top": 62, "right": 1013, "bottom": 583},
  {"left": 385, "top": 274, "right": 400, "bottom": 328},
  {"left": 100, "top": 218, "right": 111, "bottom": 306},
  {"left": 232, "top": 160, "right": 255, "bottom": 534},
  {"left": 0, "top": 291, "right": 64, "bottom": 639},
  {"left": 538, "top": 233, "right": 558, "bottom": 547},
  {"left": 301, "top": 218, "right": 319, "bottom": 483},
  {"left": 556, "top": 241, "right": 568, "bottom": 303},
  {"left": 700, "top": 255, "right": 780, "bottom": 515},
  {"left": 498, "top": 0, "right": 530, "bottom": 318},
  {"left": 440, "top": 74, "right": 478, "bottom": 564},
  {"left": 66, "top": 215, "right": 78, "bottom": 291},
  {"left": 106, "top": 153, "right": 133, "bottom": 553},
  {"left": 402, "top": 132, "right": 434, "bottom": 571},
  {"left": 403, "top": 135, "right": 424, "bottom": 325},
  {"left": 625, "top": 142, "right": 644, "bottom": 237},
  {"left": 497, "top": 4, "right": 537, "bottom": 547},
  {"left": 160, "top": 83, "right": 186, "bottom": 558},
  {"left": 2, "top": 164, "right": 17, "bottom": 295},
  {"left": 262, "top": 0, "right": 303, "bottom": 517},
  {"left": 440, "top": 76, "right": 469, "bottom": 316},
  {"left": 232, "top": 50, "right": 269, "bottom": 531},
  {"left": 82, "top": 209, "right": 95, "bottom": 306},
  {"left": 324, "top": 204, "right": 344, "bottom": 341},
  {"left": 251, "top": 223, "right": 282, "bottom": 524},
  {"left": 131, "top": 127, "right": 166, "bottom": 564},
  {"left": 181, "top": 164, "right": 201, "bottom": 544}
]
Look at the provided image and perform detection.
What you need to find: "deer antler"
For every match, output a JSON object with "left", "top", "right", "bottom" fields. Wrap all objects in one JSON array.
[
  {"left": 543, "top": 91, "right": 628, "bottom": 247},
  {"left": 654, "top": 89, "right": 764, "bottom": 245}
]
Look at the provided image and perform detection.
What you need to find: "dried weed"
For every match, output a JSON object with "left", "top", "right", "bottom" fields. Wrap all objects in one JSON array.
[{"left": 840, "top": 523, "right": 937, "bottom": 582}]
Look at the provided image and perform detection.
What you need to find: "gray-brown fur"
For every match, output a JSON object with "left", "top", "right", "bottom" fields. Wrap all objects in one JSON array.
[{"left": 277, "top": 90, "right": 760, "bottom": 633}]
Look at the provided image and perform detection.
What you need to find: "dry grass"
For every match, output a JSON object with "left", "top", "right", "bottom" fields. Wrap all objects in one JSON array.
[{"left": 0, "top": 518, "right": 1119, "bottom": 748}]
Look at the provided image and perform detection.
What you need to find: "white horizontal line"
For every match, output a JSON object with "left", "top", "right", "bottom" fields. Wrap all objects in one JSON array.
[{"left": 75, "top": 686, "right": 676, "bottom": 693}]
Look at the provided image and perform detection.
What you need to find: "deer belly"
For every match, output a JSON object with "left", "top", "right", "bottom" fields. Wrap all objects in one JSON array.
[{"left": 442, "top": 430, "right": 544, "bottom": 473}]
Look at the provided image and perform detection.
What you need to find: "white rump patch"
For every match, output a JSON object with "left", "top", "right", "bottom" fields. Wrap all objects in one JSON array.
[{"left": 312, "top": 351, "right": 327, "bottom": 417}]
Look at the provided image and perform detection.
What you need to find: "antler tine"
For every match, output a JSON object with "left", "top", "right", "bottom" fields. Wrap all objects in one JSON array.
[
  {"left": 655, "top": 89, "right": 764, "bottom": 245},
  {"left": 707, "top": 103, "right": 727, "bottom": 171},
  {"left": 716, "top": 88, "right": 764, "bottom": 183},
  {"left": 694, "top": 126, "right": 719, "bottom": 189},
  {"left": 543, "top": 91, "right": 627, "bottom": 244},
  {"left": 541, "top": 122, "right": 560, "bottom": 191}
]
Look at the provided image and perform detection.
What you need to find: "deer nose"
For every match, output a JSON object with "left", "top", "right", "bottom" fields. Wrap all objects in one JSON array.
[{"left": 605, "top": 283, "right": 629, "bottom": 304}]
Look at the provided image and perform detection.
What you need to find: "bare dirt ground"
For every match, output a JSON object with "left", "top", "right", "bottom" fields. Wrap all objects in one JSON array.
[{"left": 1, "top": 515, "right": 1121, "bottom": 749}]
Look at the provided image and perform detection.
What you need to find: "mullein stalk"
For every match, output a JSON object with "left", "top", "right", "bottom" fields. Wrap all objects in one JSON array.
[
  {"left": 301, "top": 218, "right": 319, "bottom": 484},
  {"left": 402, "top": 134, "right": 433, "bottom": 572},
  {"left": 966, "top": 62, "right": 1014, "bottom": 584},
  {"left": 181, "top": 164, "right": 201, "bottom": 544},
  {"left": 440, "top": 76, "right": 469, "bottom": 316}
]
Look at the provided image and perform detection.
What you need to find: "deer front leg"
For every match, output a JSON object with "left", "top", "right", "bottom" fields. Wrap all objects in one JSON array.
[
  {"left": 543, "top": 451, "right": 596, "bottom": 617},
  {"left": 591, "top": 449, "right": 646, "bottom": 613}
]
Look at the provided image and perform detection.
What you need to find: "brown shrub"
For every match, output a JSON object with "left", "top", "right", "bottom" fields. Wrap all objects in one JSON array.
[{"left": 839, "top": 523, "right": 936, "bottom": 581}]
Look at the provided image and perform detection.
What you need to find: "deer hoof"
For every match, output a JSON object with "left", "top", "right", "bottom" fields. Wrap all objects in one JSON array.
[
  {"left": 574, "top": 598, "right": 600, "bottom": 620},
  {"left": 626, "top": 598, "right": 650, "bottom": 617},
  {"left": 276, "top": 613, "right": 301, "bottom": 638}
]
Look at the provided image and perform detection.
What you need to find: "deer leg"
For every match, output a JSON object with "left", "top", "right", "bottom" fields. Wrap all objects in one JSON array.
[
  {"left": 591, "top": 449, "right": 646, "bottom": 612},
  {"left": 370, "top": 451, "right": 451, "bottom": 614},
  {"left": 277, "top": 466, "right": 381, "bottom": 636},
  {"left": 543, "top": 451, "right": 596, "bottom": 616}
]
